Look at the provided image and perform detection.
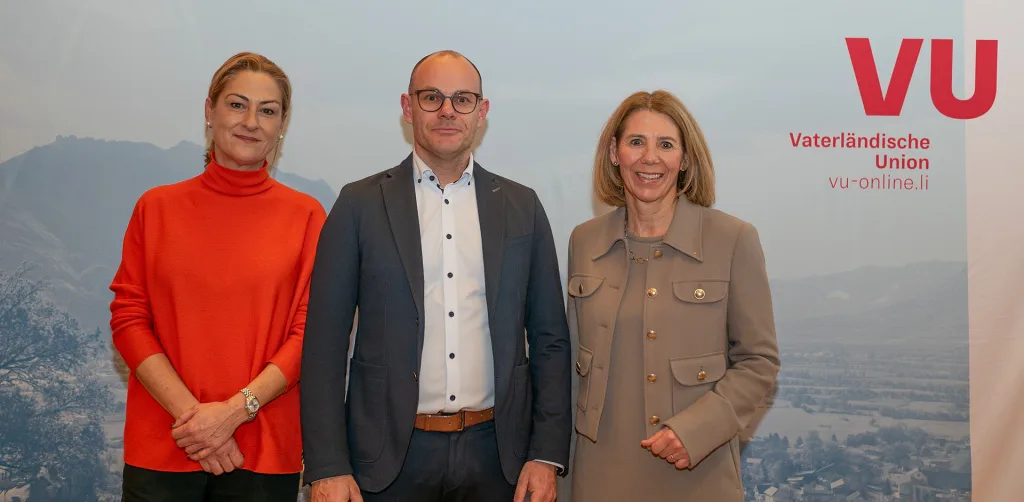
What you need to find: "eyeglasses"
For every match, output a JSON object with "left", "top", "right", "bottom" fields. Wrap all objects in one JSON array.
[{"left": 414, "top": 89, "right": 482, "bottom": 114}]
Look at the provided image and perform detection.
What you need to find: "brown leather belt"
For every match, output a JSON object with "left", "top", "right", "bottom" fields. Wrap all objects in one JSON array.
[{"left": 414, "top": 407, "right": 494, "bottom": 432}]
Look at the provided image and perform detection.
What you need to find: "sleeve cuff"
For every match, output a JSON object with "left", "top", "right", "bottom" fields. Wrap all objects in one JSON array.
[
  {"left": 531, "top": 459, "right": 565, "bottom": 474},
  {"left": 663, "top": 391, "right": 741, "bottom": 466},
  {"left": 268, "top": 338, "right": 303, "bottom": 389},
  {"left": 113, "top": 325, "right": 165, "bottom": 372}
]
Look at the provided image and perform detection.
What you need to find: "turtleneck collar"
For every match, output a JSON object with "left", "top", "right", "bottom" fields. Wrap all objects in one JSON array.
[{"left": 199, "top": 152, "right": 274, "bottom": 196}]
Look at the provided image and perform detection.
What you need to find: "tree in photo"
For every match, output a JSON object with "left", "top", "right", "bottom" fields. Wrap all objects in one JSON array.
[{"left": 0, "top": 265, "right": 115, "bottom": 500}]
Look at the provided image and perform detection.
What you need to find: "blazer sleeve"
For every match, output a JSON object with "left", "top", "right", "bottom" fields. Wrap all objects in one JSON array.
[
  {"left": 300, "top": 186, "right": 361, "bottom": 484},
  {"left": 523, "top": 193, "right": 573, "bottom": 471},
  {"left": 664, "top": 222, "right": 781, "bottom": 466}
]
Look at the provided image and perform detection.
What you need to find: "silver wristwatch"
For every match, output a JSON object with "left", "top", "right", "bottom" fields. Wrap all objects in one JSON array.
[{"left": 240, "top": 388, "right": 260, "bottom": 422}]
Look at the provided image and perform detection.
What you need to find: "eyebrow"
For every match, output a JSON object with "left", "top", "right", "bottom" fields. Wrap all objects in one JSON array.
[
  {"left": 227, "top": 93, "right": 281, "bottom": 106},
  {"left": 417, "top": 87, "right": 479, "bottom": 94},
  {"left": 626, "top": 133, "right": 680, "bottom": 141}
]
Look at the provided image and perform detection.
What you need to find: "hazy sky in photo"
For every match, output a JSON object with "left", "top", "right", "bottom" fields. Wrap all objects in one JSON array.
[{"left": 0, "top": 0, "right": 967, "bottom": 279}]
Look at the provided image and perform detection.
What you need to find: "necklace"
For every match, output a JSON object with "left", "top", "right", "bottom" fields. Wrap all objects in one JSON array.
[{"left": 624, "top": 209, "right": 649, "bottom": 264}]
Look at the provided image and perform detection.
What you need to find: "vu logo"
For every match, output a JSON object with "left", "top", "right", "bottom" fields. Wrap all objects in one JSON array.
[{"left": 845, "top": 38, "right": 998, "bottom": 119}]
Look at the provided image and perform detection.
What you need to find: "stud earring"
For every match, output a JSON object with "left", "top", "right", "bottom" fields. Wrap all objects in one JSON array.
[
  {"left": 206, "top": 121, "right": 211, "bottom": 128},
  {"left": 279, "top": 135, "right": 284, "bottom": 141}
]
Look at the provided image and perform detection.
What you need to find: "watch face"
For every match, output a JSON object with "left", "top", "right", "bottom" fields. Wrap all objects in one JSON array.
[{"left": 246, "top": 400, "right": 258, "bottom": 413}]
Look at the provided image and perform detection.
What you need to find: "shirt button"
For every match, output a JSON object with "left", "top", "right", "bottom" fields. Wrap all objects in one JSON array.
[
  {"left": 446, "top": 234, "right": 452, "bottom": 240},
  {"left": 649, "top": 415, "right": 660, "bottom": 425},
  {"left": 449, "top": 353, "right": 455, "bottom": 359},
  {"left": 449, "top": 311, "right": 454, "bottom": 317},
  {"left": 647, "top": 287, "right": 658, "bottom": 298},
  {"left": 429, "top": 175, "right": 435, "bottom": 181},
  {"left": 447, "top": 272, "right": 453, "bottom": 278},
  {"left": 647, "top": 374, "right": 657, "bottom": 383},
  {"left": 445, "top": 199, "right": 449, "bottom": 204},
  {"left": 450, "top": 395, "right": 456, "bottom": 401},
  {"left": 647, "top": 330, "right": 657, "bottom": 340},
  {"left": 653, "top": 249, "right": 663, "bottom": 259}
]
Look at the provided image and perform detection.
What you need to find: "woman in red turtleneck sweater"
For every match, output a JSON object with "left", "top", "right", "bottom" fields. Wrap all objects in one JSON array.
[{"left": 109, "top": 52, "right": 326, "bottom": 502}]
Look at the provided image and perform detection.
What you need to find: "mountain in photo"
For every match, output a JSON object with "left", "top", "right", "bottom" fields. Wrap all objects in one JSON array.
[{"left": 0, "top": 136, "right": 337, "bottom": 330}]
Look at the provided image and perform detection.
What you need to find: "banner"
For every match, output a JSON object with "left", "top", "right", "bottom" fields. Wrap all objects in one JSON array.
[{"left": 0, "top": 1, "right": 1017, "bottom": 500}]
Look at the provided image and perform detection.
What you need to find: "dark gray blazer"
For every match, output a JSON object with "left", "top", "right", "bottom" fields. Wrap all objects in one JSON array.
[{"left": 300, "top": 154, "right": 572, "bottom": 492}]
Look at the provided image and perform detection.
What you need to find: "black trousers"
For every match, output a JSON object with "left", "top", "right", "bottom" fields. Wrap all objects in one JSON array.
[
  {"left": 362, "top": 420, "right": 516, "bottom": 501},
  {"left": 122, "top": 464, "right": 301, "bottom": 502}
]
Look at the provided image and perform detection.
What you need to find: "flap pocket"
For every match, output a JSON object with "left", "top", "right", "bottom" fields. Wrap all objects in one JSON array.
[
  {"left": 575, "top": 345, "right": 594, "bottom": 377},
  {"left": 672, "top": 280, "right": 728, "bottom": 304},
  {"left": 568, "top": 274, "right": 604, "bottom": 298},
  {"left": 670, "top": 352, "right": 727, "bottom": 386}
]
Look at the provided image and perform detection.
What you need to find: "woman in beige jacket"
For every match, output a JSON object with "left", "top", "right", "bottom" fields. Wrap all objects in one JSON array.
[{"left": 567, "top": 90, "right": 780, "bottom": 501}]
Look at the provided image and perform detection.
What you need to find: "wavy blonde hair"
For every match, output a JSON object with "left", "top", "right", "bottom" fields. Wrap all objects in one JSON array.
[
  {"left": 593, "top": 90, "right": 715, "bottom": 207},
  {"left": 204, "top": 52, "right": 292, "bottom": 172}
]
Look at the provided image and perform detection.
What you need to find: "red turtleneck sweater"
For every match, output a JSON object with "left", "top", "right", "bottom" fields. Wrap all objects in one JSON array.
[{"left": 109, "top": 158, "right": 327, "bottom": 474}]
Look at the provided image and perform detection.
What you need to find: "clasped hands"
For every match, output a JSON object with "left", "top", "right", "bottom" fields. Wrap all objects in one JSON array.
[
  {"left": 170, "top": 394, "right": 250, "bottom": 475},
  {"left": 641, "top": 427, "right": 691, "bottom": 470}
]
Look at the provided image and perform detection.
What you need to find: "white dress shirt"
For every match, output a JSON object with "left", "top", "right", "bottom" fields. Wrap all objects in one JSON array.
[
  {"left": 413, "top": 152, "right": 494, "bottom": 414},
  {"left": 411, "top": 152, "right": 562, "bottom": 472}
]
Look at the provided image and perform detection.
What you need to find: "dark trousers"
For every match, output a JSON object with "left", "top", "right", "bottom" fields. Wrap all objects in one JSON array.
[
  {"left": 362, "top": 420, "right": 516, "bottom": 502},
  {"left": 122, "top": 464, "right": 300, "bottom": 502}
]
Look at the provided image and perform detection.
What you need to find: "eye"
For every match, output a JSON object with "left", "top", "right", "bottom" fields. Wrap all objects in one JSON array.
[
  {"left": 229, "top": 102, "right": 244, "bottom": 110},
  {"left": 260, "top": 108, "right": 277, "bottom": 116},
  {"left": 660, "top": 141, "right": 675, "bottom": 149},
  {"left": 629, "top": 138, "right": 643, "bottom": 146}
]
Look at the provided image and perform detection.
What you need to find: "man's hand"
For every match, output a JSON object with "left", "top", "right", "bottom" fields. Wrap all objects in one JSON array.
[
  {"left": 514, "top": 460, "right": 557, "bottom": 502},
  {"left": 171, "top": 395, "right": 249, "bottom": 461},
  {"left": 198, "top": 437, "right": 244, "bottom": 475},
  {"left": 311, "top": 475, "right": 363, "bottom": 502},
  {"left": 641, "top": 427, "right": 690, "bottom": 470}
]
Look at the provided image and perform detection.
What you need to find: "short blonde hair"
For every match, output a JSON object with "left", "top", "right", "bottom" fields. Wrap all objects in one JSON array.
[
  {"left": 593, "top": 90, "right": 715, "bottom": 207},
  {"left": 205, "top": 52, "right": 292, "bottom": 172}
]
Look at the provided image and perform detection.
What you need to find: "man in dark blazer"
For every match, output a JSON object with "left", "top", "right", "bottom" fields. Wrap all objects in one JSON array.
[{"left": 300, "top": 50, "right": 572, "bottom": 502}]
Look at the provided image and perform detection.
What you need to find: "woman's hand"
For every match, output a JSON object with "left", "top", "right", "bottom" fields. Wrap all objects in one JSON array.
[
  {"left": 171, "top": 395, "right": 249, "bottom": 461},
  {"left": 641, "top": 427, "right": 691, "bottom": 470},
  {"left": 199, "top": 437, "right": 245, "bottom": 475}
]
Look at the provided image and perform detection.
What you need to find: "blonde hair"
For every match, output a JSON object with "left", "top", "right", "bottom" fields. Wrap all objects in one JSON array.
[
  {"left": 204, "top": 52, "right": 292, "bottom": 172},
  {"left": 593, "top": 90, "right": 715, "bottom": 207}
]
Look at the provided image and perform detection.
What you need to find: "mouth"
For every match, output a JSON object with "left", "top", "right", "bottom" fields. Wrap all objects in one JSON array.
[
  {"left": 234, "top": 134, "right": 260, "bottom": 143},
  {"left": 634, "top": 172, "right": 665, "bottom": 183}
]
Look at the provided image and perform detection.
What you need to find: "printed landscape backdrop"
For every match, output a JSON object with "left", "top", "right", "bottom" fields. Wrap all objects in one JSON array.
[{"left": 2, "top": 0, "right": 1021, "bottom": 500}]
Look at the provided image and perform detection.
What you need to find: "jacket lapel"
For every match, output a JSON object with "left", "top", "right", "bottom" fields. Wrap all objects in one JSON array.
[
  {"left": 381, "top": 155, "right": 425, "bottom": 329},
  {"left": 474, "top": 164, "right": 505, "bottom": 321}
]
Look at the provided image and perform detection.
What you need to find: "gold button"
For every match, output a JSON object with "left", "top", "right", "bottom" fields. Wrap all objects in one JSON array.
[
  {"left": 649, "top": 415, "right": 660, "bottom": 425},
  {"left": 647, "top": 287, "right": 658, "bottom": 298},
  {"left": 652, "top": 249, "right": 663, "bottom": 259},
  {"left": 575, "top": 361, "right": 582, "bottom": 373},
  {"left": 697, "top": 370, "right": 707, "bottom": 381},
  {"left": 578, "top": 283, "right": 583, "bottom": 295},
  {"left": 646, "top": 330, "right": 657, "bottom": 340},
  {"left": 694, "top": 288, "right": 706, "bottom": 300},
  {"left": 647, "top": 374, "right": 657, "bottom": 383}
]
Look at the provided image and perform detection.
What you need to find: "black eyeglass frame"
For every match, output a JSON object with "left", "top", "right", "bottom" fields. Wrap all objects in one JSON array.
[{"left": 413, "top": 89, "right": 484, "bottom": 114}]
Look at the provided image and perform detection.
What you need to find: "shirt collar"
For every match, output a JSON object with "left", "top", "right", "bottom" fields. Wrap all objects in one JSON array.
[
  {"left": 590, "top": 194, "right": 705, "bottom": 263},
  {"left": 412, "top": 150, "right": 475, "bottom": 187}
]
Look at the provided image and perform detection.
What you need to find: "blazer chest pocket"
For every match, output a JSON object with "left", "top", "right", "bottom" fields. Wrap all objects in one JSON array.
[
  {"left": 569, "top": 274, "right": 604, "bottom": 299},
  {"left": 575, "top": 345, "right": 595, "bottom": 410},
  {"left": 568, "top": 274, "right": 605, "bottom": 340},
  {"left": 669, "top": 352, "right": 727, "bottom": 415}
]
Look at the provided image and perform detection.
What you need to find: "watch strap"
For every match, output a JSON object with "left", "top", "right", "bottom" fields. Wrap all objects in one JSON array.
[{"left": 240, "top": 388, "right": 257, "bottom": 421}]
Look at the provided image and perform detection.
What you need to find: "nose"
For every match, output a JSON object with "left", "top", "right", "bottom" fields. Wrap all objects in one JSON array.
[
  {"left": 242, "top": 106, "right": 259, "bottom": 130},
  {"left": 641, "top": 143, "right": 659, "bottom": 164},
  {"left": 437, "top": 96, "right": 457, "bottom": 119}
]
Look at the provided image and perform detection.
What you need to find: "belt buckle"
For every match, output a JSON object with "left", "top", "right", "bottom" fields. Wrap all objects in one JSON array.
[{"left": 454, "top": 411, "right": 466, "bottom": 432}]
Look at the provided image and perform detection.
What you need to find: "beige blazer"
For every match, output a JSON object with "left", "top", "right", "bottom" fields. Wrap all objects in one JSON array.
[{"left": 567, "top": 196, "right": 780, "bottom": 493}]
